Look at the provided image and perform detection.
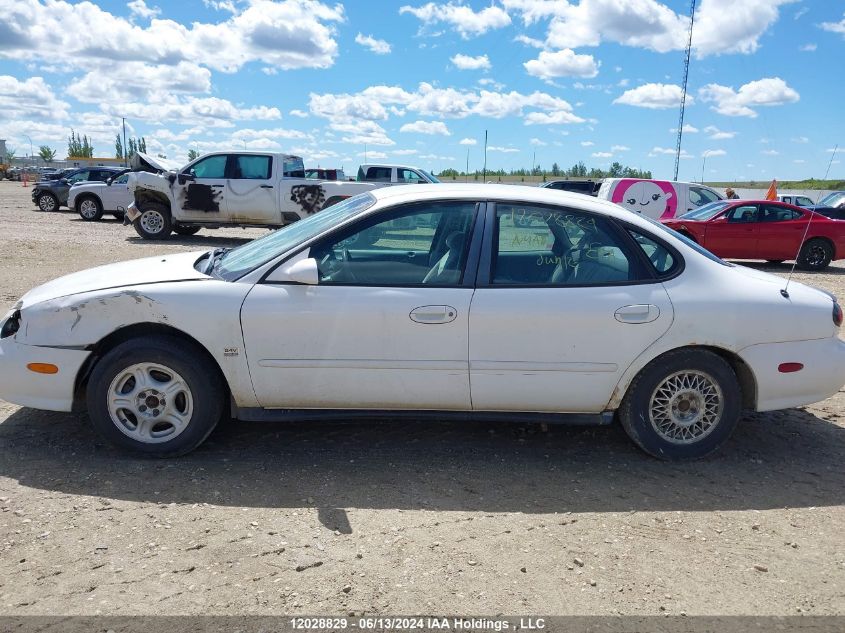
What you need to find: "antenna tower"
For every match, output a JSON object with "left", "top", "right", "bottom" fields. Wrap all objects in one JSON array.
[{"left": 674, "top": 0, "right": 697, "bottom": 181}]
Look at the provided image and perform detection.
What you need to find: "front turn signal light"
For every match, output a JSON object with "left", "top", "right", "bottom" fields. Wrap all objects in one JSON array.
[{"left": 27, "top": 363, "right": 59, "bottom": 374}]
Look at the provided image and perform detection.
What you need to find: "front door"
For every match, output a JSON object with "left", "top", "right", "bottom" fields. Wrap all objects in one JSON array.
[
  {"left": 704, "top": 204, "right": 760, "bottom": 259},
  {"left": 756, "top": 204, "right": 806, "bottom": 261},
  {"left": 101, "top": 173, "right": 130, "bottom": 212},
  {"left": 173, "top": 153, "right": 229, "bottom": 221},
  {"left": 469, "top": 203, "right": 674, "bottom": 413},
  {"left": 240, "top": 200, "right": 480, "bottom": 409},
  {"left": 225, "top": 154, "right": 279, "bottom": 223}
]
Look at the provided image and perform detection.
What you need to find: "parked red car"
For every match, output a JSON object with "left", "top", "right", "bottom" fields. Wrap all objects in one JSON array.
[{"left": 661, "top": 200, "right": 845, "bottom": 270}]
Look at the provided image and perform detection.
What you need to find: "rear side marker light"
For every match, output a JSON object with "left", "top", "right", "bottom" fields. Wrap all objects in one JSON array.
[
  {"left": 27, "top": 363, "right": 58, "bottom": 374},
  {"left": 778, "top": 363, "right": 804, "bottom": 373},
  {"left": 833, "top": 302, "right": 843, "bottom": 327}
]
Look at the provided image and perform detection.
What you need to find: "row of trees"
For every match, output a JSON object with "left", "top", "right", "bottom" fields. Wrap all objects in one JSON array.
[
  {"left": 115, "top": 134, "right": 148, "bottom": 161},
  {"left": 67, "top": 130, "right": 94, "bottom": 157},
  {"left": 438, "top": 161, "right": 652, "bottom": 181}
]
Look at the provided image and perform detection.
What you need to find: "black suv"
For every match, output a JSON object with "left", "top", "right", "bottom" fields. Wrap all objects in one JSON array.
[
  {"left": 540, "top": 179, "right": 601, "bottom": 196},
  {"left": 32, "top": 167, "right": 123, "bottom": 212}
]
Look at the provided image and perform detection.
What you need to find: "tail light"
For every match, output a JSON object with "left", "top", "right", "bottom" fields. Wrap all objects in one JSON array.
[{"left": 834, "top": 302, "right": 843, "bottom": 327}]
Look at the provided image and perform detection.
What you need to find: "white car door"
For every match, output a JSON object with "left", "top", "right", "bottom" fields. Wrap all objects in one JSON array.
[
  {"left": 469, "top": 203, "right": 675, "bottom": 413},
  {"left": 225, "top": 154, "right": 279, "bottom": 223},
  {"left": 173, "top": 153, "right": 229, "bottom": 221},
  {"left": 240, "top": 200, "right": 482, "bottom": 409},
  {"left": 101, "top": 174, "right": 130, "bottom": 212}
]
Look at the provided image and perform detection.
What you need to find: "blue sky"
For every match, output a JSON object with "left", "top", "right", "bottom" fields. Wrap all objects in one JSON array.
[{"left": 0, "top": 0, "right": 843, "bottom": 181}]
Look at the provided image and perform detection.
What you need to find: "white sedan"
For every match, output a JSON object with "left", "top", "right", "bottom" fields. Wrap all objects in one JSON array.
[{"left": 1, "top": 185, "right": 844, "bottom": 459}]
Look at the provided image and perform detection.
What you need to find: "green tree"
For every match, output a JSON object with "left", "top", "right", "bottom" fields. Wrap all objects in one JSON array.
[
  {"left": 38, "top": 146, "right": 57, "bottom": 163},
  {"left": 115, "top": 134, "right": 124, "bottom": 160},
  {"left": 608, "top": 162, "right": 624, "bottom": 177},
  {"left": 187, "top": 148, "right": 200, "bottom": 161},
  {"left": 67, "top": 130, "right": 94, "bottom": 157},
  {"left": 551, "top": 162, "right": 560, "bottom": 177}
]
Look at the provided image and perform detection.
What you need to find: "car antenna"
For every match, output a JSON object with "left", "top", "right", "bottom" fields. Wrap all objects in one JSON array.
[{"left": 781, "top": 144, "right": 838, "bottom": 299}]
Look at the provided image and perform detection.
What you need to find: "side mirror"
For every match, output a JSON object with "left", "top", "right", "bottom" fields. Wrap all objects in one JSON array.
[
  {"left": 177, "top": 172, "right": 196, "bottom": 185},
  {"left": 268, "top": 257, "right": 319, "bottom": 285},
  {"left": 59, "top": 178, "right": 68, "bottom": 185}
]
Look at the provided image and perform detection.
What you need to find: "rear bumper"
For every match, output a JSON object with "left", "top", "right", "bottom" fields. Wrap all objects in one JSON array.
[
  {"left": 0, "top": 333, "right": 90, "bottom": 412},
  {"left": 739, "top": 337, "right": 845, "bottom": 411}
]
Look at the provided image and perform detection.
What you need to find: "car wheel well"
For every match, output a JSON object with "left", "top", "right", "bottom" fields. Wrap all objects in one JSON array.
[
  {"left": 73, "top": 322, "right": 229, "bottom": 412},
  {"left": 76, "top": 193, "right": 102, "bottom": 209},
  {"left": 623, "top": 345, "right": 757, "bottom": 411},
  {"left": 135, "top": 190, "right": 171, "bottom": 210}
]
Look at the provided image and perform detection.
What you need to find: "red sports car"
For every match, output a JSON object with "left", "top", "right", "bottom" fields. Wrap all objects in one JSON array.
[{"left": 661, "top": 200, "right": 845, "bottom": 270}]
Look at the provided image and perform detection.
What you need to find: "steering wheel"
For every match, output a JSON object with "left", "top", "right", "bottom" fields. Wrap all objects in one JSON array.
[{"left": 318, "top": 248, "right": 357, "bottom": 282}]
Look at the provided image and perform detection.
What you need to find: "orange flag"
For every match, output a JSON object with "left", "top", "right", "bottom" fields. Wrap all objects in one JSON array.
[{"left": 764, "top": 179, "right": 778, "bottom": 200}]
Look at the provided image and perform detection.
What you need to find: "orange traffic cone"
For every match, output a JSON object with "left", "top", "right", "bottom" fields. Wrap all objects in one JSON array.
[
  {"left": 764, "top": 178, "right": 777, "bottom": 200},
  {"left": 22, "top": 171, "right": 28, "bottom": 187}
]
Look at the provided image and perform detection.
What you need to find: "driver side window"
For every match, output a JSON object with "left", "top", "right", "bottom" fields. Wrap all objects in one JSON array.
[
  {"left": 67, "top": 170, "right": 91, "bottom": 184},
  {"left": 310, "top": 202, "right": 476, "bottom": 286},
  {"left": 190, "top": 155, "right": 227, "bottom": 179}
]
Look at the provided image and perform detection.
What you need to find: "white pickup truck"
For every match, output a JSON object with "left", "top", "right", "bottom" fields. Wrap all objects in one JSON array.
[
  {"left": 126, "top": 152, "right": 380, "bottom": 239},
  {"left": 356, "top": 163, "right": 440, "bottom": 185}
]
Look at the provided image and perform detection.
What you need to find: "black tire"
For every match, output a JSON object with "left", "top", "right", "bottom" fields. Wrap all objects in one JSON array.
[
  {"left": 133, "top": 201, "right": 172, "bottom": 239},
  {"left": 37, "top": 191, "right": 59, "bottom": 212},
  {"left": 77, "top": 195, "right": 104, "bottom": 221},
  {"left": 618, "top": 349, "right": 742, "bottom": 460},
  {"left": 797, "top": 238, "right": 833, "bottom": 271},
  {"left": 766, "top": 259, "right": 784, "bottom": 265},
  {"left": 112, "top": 211, "right": 125, "bottom": 221},
  {"left": 86, "top": 335, "right": 225, "bottom": 457},
  {"left": 173, "top": 224, "right": 201, "bottom": 236}
]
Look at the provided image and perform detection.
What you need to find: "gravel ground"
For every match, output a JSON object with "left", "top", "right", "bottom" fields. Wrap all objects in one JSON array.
[{"left": 1, "top": 180, "right": 843, "bottom": 616}]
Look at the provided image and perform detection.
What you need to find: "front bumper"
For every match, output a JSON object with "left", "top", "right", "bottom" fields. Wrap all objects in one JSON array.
[
  {"left": 0, "top": 332, "right": 91, "bottom": 412},
  {"left": 739, "top": 336, "right": 845, "bottom": 411}
]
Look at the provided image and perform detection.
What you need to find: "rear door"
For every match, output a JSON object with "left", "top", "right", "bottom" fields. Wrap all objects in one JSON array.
[
  {"left": 468, "top": 202, "right": 674, "bottom": 413},
  {"left": 704, "top": 204, "right": 760, "bottom": 258},
  {"left": 757, "top": 204, "right": 806, "bottom": 260},
  {"left": 225, "top": 154, "right": 278, "bottom": 223}
]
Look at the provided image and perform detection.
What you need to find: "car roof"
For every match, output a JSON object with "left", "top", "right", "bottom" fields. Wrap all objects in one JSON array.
[{"left": 367, "top": 183, "right": 647, "bottom": 226}]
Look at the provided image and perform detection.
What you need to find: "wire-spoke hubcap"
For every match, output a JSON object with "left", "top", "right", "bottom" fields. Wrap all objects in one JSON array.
[
  {"left": 80, "top": 199, "right": 98, "bottom": 218},
  {"left": 140, "top": 210, "right": 164, "bottom": 234},
  {"left": 649, "top": 370, "right": 723, "bottom": 444},
  {"left": 107, "top": 362, "right": 194, "bottom": 444},
  {"left": 39, "top": 195, "right": 55, "bottom": 211}
]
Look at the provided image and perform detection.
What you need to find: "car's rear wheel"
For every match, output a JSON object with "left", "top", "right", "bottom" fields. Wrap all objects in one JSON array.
[
  {"left": 173, "top": 224, "right": 201, "bottom": 236},
  {"left": 77, "top": 195, "right": 103, "bottom": 221},
  {"left": 133, "top": 202, "right": 172, "bottom": 239},
  {"left": 797, "top": 238, "right": 833, "bottom": 271},
  {"left": 619, "top": 349, "right": 741, "bottom": 460},
  {"left": 37, "top": 192, "right": 59, "bottom": 212},
  {"left": 86, "top": 335, "right": 225, "bottom": 456}
]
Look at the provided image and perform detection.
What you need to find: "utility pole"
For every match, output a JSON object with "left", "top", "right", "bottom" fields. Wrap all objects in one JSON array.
[
  {"left": 674, "top": 0, "right": 697, "bottom": 181},
  {"left": 122, "top": 117, "right": 128, "bottom": 167},
  {"left": 364, "top": 143, "right": 368, "bottom": 163},
  {"left": 482, "top": 130, "right": 488, "bottom": 182}
]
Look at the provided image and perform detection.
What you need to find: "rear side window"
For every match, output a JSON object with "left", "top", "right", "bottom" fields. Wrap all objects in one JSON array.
[
  {"left": 365, "top": 167, "right": 392, "bottom": 182},
  {"left": 233, "top": 155, "right": 272, "bottom": 179},
  {"left": 628, "top": 229, "right": 677, "bottom": 276},
  {"left": 689, "top": 186, "right": 721, "bottom": 207}
]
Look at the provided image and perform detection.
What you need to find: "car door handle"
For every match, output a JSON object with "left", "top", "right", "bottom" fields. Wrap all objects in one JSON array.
[
  {"left": 211, "top": 184, "right": 224, "bottom": 188},
  {"left": 409, "top": 305, "right": 458, "bottom": 324},
  {"left": 614, "top": 304, "right": 660, "bottom": 324},
  {"left": 261, "top": 185, "right": 273, "bottom": 189}
]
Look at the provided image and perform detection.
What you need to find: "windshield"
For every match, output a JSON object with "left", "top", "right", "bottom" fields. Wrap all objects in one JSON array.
[
  {"left": 215, "top": 193, "right": 377, "bottom": 280},
  {"left": 678, "top": 201, "right": 730, "bottom": 221},
  {"left": 818, "top": 192, "right": 845, "bottom": 207},
  {"left": 420, "top": 169, "right": 440, "bottom": 183}
]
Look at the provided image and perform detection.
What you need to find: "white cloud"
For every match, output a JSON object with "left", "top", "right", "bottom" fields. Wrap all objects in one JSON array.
[
  {"left": 692, "top": 0, "right": 796, "bottom": 56},
  {"left": 580, "top": 141, "right": 594, "bottom": 146},
  {"left": 399, "top": 2, "right": 511, "bottom": 38},
  {"left": 793, "top": 159, "right": 805, "bottom": 163},
  {"left": 451, "top": 53, "right": 491, "bottom": 70},
  {"left": 761, "top": 149, "right": 780, "bottom": 155},
  {"left": 614, "top": 83, "right": 686, "bottom": 109},
  {"left": 820, "top": 14, "right": 845, "bottom": 36},
  {"left": 0, "top": 75, "right": 70, "bottom": 121},
  {"left": 393, "top": 149, "right": 419, "bottom": 155},
  {"left": 100, "top": 96, "right": 281, "bottom": 127},
  {"left": 670, "top": 123, "right": 699, "bottom": 133},
  {"left": 592, "top": 151, "right": 612, "bottom": 158},
  {"left": 332, "top": 120, "right": 394, "bottom": 146},
  {"left": 514, "top": 34, "right": 545, "bottom": 48},
  {"left": 359, "top": 150, "right": 388, "bottom": 160},
  {"left": 459, "top": 138, "right": 478, "bottom": 145},
  {"left": 698, "top": 77, "right": 799, "bottom": 117},
  {"left": 400, "top": 120, "right": 451, "bottom": 136},
  {"left": 290, "top": 109, "right": 308, "bottom": 118},
  {"left": 524, "top": 48, "right": 600, "bottom": 79},
  {"left": 792, "top": 136, "right": 809, "bottom": 143},
  {"left": 355, "top": 33, "right": 391, "bottom": 54},
  {"left": 799, "top": 43, "right": 817, "bottom": 51},
  {"left": 702, "top": 149, "right": 726, "bottom": 157},
  {"left": 530, "top": 138, "right": 547, "bottom": 146},
  {"left": 232, "top": 127, "right": 309, "bottom": 141},
  {"left": 611, "top": 144, "right": 630, "bottom": 151},
  {"left": 650, "top": 146, "right": 676, "bottom": 155},
  {"left": 0, "top": 0, "right": 345, "bottom": 73},
  {"left": 67, "top": 61, "right": 212, "bottom": 104},
  {"left": 127, "top": 0, "right": 160, "bottom": 20},
  {"left": 488, "top": 146, "right": 520, "bottom": 153},
  {"left": 703, "top": 125, "right": 736, "bottom": 139},
  {"left": 524, "top": 111, "right": 585, "bottom": 125}
]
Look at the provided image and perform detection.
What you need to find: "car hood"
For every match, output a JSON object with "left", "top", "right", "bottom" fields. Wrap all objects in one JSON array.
[
  {"left": 18, "top": 251, "right": 210, "bottom": 308},
  {"left": 131, "top": 152, "right": 181, "bottom": 172}
]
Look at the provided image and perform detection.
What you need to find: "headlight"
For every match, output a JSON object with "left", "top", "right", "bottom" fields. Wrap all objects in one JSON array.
[{"left": 1, "top": 310, "right": 21, "bottom": 338}]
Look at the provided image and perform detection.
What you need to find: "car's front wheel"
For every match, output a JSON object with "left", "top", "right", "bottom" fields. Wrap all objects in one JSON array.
[
  {"left": 619, "top": 349, "right": 741, "bottom": 460},
  {"left": 86, "top": 335, "right": 225, "bottom": 456},
  {"left": 797, "top": 238, "right": 833, "bottom": 271},
  {"left": 133, "top": 202, "right": 172, "bottom": 239},
  {"left": 77, "top": 195, "right": 103, "bottom": 221},
  {"left": 37, "top": 192, "right": 59, "bottom": 212},
  {"left": 173, "top": 224, "right": 201, "bottom": 236}
]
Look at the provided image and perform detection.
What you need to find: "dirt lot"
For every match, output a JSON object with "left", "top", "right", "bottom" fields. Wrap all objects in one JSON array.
[{"left": 0, "top": 180, "right": 843, "bottom": 616}]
